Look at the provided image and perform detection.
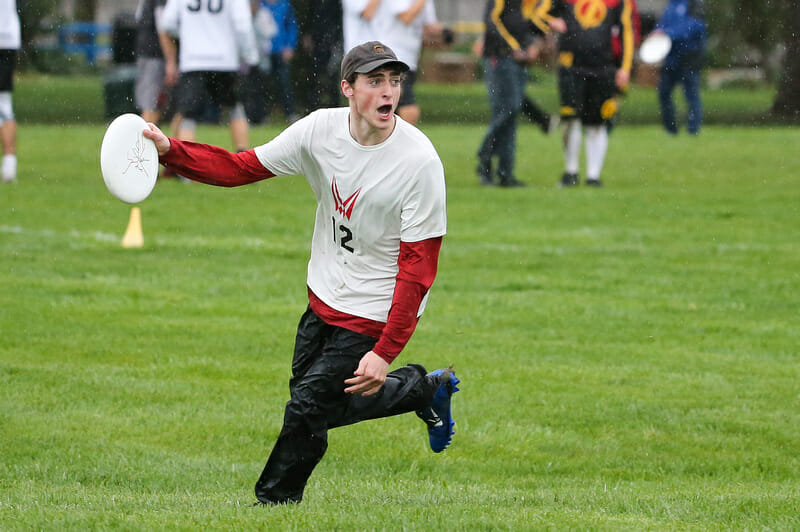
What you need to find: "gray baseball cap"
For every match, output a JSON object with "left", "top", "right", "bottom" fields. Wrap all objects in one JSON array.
[{"left": 341, "top": 41, "right": 409, "bottom": 80}]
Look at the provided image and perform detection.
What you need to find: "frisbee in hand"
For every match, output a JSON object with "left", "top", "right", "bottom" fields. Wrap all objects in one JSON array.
[
  {"left": 100, "top": 113, "right": 158, "bottom": 204},
  {"left": 639, "top": 32, "right": 672, "bottom": 65}
]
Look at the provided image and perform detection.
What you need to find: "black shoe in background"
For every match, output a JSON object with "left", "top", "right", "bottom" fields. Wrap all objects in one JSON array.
[{"left": 559, "top": 173, "right": 579, "bottom": 187}]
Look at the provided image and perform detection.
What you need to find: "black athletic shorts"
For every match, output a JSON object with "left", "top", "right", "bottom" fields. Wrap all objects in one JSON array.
[
  {"left": 558, "top": 66, "right": 618, "bottom": 125},
  {"left": 398, "top": 70, "right": 417, "bottom": 108},
  {"left": 0, "top": 50, "right": 17, "bottom": 91},
  {"left": 175, "top": 70, "right": 241, "bottom": 119}
]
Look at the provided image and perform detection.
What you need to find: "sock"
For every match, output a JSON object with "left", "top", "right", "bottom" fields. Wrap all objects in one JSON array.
[
  {"left": 584, "top": 125, "right": 608, "bottom": 181},
  {"left": 563, "top": 119, "right": 581, "bottom": 175},
  {"left": 2, "top": 154, "right": 16, "bottom": 181}
]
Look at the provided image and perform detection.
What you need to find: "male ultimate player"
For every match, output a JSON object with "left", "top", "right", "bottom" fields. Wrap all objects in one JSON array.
[
  {"left": 543, "top": 0, "right": 634, "bottom": 187},
  {"left": 143, "top": 41, "right": 459, "bottom": 506}
]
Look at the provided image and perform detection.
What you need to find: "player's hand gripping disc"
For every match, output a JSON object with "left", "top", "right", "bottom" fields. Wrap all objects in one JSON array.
[{"left": 101, "top": 114, "right": 159, "bottom": 204}]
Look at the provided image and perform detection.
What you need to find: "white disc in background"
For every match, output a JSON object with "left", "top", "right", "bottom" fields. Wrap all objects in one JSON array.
[
  {"left": 100, "top": 113, "right": 158, "bottom": 204},
  {"left": 639, "top": 33, "right": 672, "bottom": 65}
]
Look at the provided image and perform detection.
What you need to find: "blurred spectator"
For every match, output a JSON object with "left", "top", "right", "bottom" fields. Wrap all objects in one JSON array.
[
  {"left": 159, "top": 0, "right": 259, "bottom": 151},
  {"left": 473, "top": 34, "right": 556, "bottom": 135},
  {"left": 545, "top": 0, "right": 634, "bottom": 187},
  {"left": 476, "top": 0, "right": 544, "bottom": 188},
  {"left": 302, "top": 0, "right": 342, "bottom": 111},
  {"left": 373, "top": 0, "right": 445, "bottom": 125},
  {"left": 653, "top": 0, "right": 706, "bottom": 135},
  {"left": 342, "top": 0, "right": 380, "bottom": 54},
  {"left": 259, "top": 0, "right": 300, "bottom": 123},
  {"left": 0, "top": 0, "right": 20, "bottom": 183},
  {"left": 134, "top": 0, "right": 167, "bottom": 125},
  {"left": 243, "top": 0, "right": 277, "bottom": 124}
]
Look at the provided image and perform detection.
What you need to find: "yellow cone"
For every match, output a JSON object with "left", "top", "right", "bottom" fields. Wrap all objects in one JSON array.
[{"left": 121, "top": 207, "right": 144, "bottom": 248}]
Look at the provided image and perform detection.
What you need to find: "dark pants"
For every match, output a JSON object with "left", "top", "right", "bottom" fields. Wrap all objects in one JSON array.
[
  {"left": 477, "top": 56, "right": 528, "bottom": 184},
  {"left": 522, "top": 96, "right": 550, "bottom": 131},
  {"left": 267, "top": 53, "right": 296, "bottom": 119},
  {"left": 254, "top": 307, "right": 434, "bottom": 504},
  {"left": 658, "top": 64, "right": 702, "bottom": 135}
]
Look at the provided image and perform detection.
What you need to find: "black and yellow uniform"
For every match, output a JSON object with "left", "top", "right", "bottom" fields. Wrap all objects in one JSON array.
[
  {"left": 483, "top": 0, "right": 549, "bottom": 58},
  {"left": 543, "top": 0, "right": 634, "bottom": 124}
]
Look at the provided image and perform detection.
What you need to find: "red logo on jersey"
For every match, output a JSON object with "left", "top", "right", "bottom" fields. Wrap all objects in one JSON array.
[
  {"left": 575, "top": 0, "right": 608, "bottom": 29},
  {"left": 331, "top": 177, "right": 361, "bottom": 220}
]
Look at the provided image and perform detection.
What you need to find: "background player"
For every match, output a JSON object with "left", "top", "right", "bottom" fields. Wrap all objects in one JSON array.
[
  {"left": 544, "top": 0, "right": 634, "bottom": 187},
  {"left": 476, "top": 0, "right": 546, "bottom": 188},
  {"left": 372, "top": 0, "right": 447, "bottom": 125},
  {"left": 143, "top": 41, "right": 459, "bottom": 506},
  {"left": 159, "top": 0, "right": 259, "bottom": 152},
  {"left": 134, "top": 0, "right": 167, "bottom": 125},
  {"left": 652, "top": 0, "right": 707, "bottom": 135},
  {"left": 342, "top": 0, "right": 381, "bottom": 55}
]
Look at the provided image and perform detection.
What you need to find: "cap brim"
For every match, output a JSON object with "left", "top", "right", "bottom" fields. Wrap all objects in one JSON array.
[{"left": 354, "top": 58, "right": 410, "bottom": 75}]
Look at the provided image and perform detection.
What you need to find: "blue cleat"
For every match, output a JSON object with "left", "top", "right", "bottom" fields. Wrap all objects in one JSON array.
[{"left": 416, "top": 367, "right": 460, "bottom": 453}]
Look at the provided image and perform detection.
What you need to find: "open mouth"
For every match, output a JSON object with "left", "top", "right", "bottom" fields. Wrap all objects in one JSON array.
[{"left": 377, "top": 104, "right": 393, "bottom": 117}]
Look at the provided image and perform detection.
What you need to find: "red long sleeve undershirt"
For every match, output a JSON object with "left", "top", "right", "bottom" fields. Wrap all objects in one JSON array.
[
  {"left": 160, "top": 138, "right": 442, "bottom": 364},
  {"left": 161, "top": 138, "right": 274, "bottom": 186}
]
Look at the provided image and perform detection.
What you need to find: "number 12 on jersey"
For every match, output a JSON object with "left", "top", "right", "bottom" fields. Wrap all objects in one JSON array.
[{"left": 332, "top": 217, "right": 354, "bottom": 253}]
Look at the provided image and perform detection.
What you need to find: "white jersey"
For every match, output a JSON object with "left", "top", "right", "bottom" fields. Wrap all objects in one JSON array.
[
  {"left": 254, "top": 108, "right": 447, "bottom": 322},
  {"left": 373, "top": 0, "right": 436, "bottom": 70},
  {"left": 160, "top": 0, "right": 258, "bottom": 72},
  {"left": 342, "top": 0, "right": 376, "bottom": 55},
  {"left": 0, "top": 0, "right": 21, "bottom": 50}
]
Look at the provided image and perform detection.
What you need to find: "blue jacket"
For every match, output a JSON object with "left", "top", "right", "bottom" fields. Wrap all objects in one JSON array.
[
  {"left": 261, "top": 0, "right": 298, "bottom": 53},
  {"left": 656, "top": 0, "right": 706, "bottom": 68}
]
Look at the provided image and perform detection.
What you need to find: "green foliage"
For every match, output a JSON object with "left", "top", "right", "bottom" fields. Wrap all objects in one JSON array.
[
  {"left": 705, "top": 0, "right": 790, "bottom": 66},
  {"left": 1, "top": 123, "right": 799, "bottom": 529}
]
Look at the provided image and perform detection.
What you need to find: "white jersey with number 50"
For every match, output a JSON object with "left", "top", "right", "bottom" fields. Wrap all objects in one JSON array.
[
  {"left": 254, "top": 108, "right": 447, "bottom": 322},
  {"left": 160, "top": 0, "right": 258, "bottom": 72}
]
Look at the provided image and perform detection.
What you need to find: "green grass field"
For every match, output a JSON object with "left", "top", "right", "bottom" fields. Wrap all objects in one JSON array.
[{"left": 1, "top": 122, "right": 799, "bottom": 530}]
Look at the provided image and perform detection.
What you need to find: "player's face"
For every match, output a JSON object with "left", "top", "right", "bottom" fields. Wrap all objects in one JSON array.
[{"left": 344, "top": 68, "right": 403, "bottom": 131}]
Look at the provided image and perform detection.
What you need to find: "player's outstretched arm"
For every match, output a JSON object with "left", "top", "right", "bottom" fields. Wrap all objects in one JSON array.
[{"left": 142, "top": 127, "right": 276, "bottom": 187}]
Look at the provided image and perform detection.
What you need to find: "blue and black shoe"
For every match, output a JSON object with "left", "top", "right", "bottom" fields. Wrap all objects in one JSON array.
[{"left": 416, "top": 367, "right": 460, "bottom": 453}]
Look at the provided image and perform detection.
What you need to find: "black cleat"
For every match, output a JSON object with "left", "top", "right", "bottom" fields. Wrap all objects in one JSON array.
[
  {"left": 559, "top": 173, "right": 579, "bottom": 187},
  {"left": 477, "top": 163, "right": 495, "bottom": 186}
]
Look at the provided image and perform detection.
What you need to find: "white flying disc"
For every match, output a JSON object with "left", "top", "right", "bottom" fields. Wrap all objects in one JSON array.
[
  {"left": 100, "top": 113, "right": 158, "bottom": 204},
  {"left": 639, "top": 33, "right": 672, "bottom": 65}
]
